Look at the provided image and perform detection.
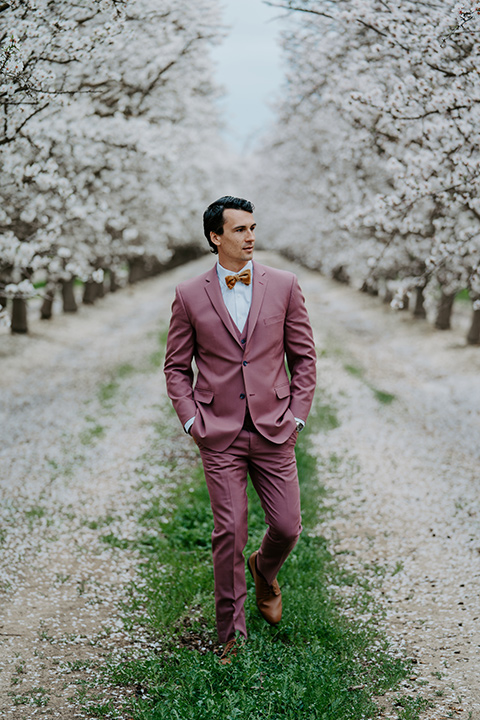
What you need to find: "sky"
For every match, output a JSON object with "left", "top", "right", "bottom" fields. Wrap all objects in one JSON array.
[{"left": 210, "top": 0, "right": 286, "bottom": 151}]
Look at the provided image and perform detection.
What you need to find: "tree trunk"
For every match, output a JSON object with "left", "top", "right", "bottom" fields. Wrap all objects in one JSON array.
[
  {"left": 163, "top": 243, "right": 204, "bottom": 271},
  {"left": 61, "top": 278, "right": 78, "bottom": 313},
  {"left": 109, "top": 270, "right": 119, "bottom": 293},
  {"left": 435, "top": 292, "right": 455, "bottom": 330},
  {"left": 40, "top": 286, "right": 55, "bottom": 320},
  {"left": 11, "top": 298, "right": 28, "bottom": 334},
  {"left": 360, "top": 281, "right": 378, "bottom": 296},
  {"left": 413, "top": 286, "right": 427, "bottom": 319},
  {"left": 83, "top": 280, "right": 97, "bottom": 305},
  {"left": 383, "top": 288, "right": 394, "bottom": 305},
  {"left": 400, "top": 293, "right": 410, "bottom": 311},
  {"left": 331, "top": 265, "right": 350, "bottom": 284},
  {"left": 95, "top": 280, "right": 105, "bottom": 299},
  {"left": 0, "top": 295, "right": 6, "bottom": 310},
  {"left": 146, "top": 257, "right": 162, "bottom": 277},
  {"left": 466, "top": 306, "right": 480, "bottom": 346},
  {"left": 128, "top": 257, "right": 146, "bottom": 284}
]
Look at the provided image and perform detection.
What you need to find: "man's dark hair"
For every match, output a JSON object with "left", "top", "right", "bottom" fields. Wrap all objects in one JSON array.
[{"left": 203, "top": 196, "right": 255, "bottom": 254}]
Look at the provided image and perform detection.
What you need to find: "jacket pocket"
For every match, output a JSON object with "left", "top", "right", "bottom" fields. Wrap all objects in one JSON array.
[
  {"left": 194, "top": 387, "right": 214, "bottom": 404},
  {"left": 275, "top": 383, "right": 291, "bottom": 399},
  {"left": 263, "top": 314, "right": 284, "bottom": 326}
]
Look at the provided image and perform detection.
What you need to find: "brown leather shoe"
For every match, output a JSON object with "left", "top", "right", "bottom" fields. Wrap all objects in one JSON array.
[
  {"left": 247, "top": 551, "right": 282, "bottom": 625},
  {"left": 219, "top": 636, "right": 244, "bottom": 665}
]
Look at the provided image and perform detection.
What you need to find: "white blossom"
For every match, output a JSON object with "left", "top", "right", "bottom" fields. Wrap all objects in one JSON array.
[
  {"left": 1, "top": 0, "right": 228, "bottom": 300},
  {"left": 255, "top": 0, "right": 480, "bottom": 329}
]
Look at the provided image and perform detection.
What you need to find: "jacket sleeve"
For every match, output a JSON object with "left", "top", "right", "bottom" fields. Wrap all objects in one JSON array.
[
  {"left": 163, "top": 286, "right": 197, "bottom": 426},
  {"left": 284, "top": 275, "right": 317, "bottom": 422}
]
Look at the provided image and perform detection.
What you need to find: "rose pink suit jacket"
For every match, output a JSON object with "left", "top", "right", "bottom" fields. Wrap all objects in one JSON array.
[{"left": 164, "top": 261, "right": 317, "bottom": 452}]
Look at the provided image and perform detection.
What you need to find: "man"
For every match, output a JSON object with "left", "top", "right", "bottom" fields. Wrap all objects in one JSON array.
[{"left": 164, "top": 196, "right": 316, "bottom": 663}]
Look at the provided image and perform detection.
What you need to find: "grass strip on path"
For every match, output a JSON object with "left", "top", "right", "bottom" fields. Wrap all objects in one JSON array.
[{"left": 86, "top": 394, "right": 428, "bottom": 720}]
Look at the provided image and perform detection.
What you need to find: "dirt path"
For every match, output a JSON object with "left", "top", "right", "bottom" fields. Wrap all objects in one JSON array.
[
  {"left": 1, "top": 252, "right": 479, "bottom": 719},
  {"left": 0, "top": 261, "right": 199, "bottom": 718},
  {"left": 286, "top": 256, "right": 480, "bottom": 719}
]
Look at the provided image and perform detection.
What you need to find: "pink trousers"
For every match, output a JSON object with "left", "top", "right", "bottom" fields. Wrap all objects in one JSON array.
[{"left": 198, "top": 427, "right": 302, "bottom": 642}]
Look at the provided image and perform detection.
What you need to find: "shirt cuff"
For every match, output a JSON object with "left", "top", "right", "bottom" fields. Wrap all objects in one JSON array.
[
  {"left": 294, "top": 417, "right": 305, "bottom": 432},
  {"left": 184, "top": 416, "right": 195, "bottom": 434}
]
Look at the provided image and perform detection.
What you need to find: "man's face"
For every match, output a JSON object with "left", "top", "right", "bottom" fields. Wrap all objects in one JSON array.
[{"left": 211, "top": 208, "right": 256, "bottom": 272}]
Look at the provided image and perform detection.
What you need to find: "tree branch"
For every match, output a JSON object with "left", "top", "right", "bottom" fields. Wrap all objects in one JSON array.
[
  {"left": 0, "top": 102, "right": 49, "bottom": 145},
  {"left": 391, "top": 103, "right": 477, "bottom": 121},
  {"left": 263, "top": 1, "right": 334, "bottom": 21}
]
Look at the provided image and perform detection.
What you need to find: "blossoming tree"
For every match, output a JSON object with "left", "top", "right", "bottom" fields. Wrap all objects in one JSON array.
[
  {"left": 258, "top": 0, "right": 480, "bottom": 344},
  {"left": 0, "top": 0, "right": 224, "bottom": 332}
]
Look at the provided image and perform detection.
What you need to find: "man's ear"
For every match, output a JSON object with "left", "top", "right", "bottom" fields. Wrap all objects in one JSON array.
[{"left": 210, "top": 231, "right": 221, "bottom": 247}]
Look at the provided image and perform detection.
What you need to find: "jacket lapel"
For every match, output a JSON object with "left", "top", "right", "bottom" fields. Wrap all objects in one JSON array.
[
  {"left": 204, "top": 265, "right": 243, "bottom": 347},
  {"left": 246, "top": 262, "right": 267, "bottom": 345}
]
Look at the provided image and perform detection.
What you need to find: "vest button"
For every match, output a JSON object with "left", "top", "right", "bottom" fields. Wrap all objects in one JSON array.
[{"left": 241, "top": 338, "right": 246, "bottom": 344}]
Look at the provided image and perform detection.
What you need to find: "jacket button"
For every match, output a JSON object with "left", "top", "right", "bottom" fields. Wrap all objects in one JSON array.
[
  {"left": 243, "top": 360, "right": 248, "bottom": 366},
  {"left": 240, "top": 393, "right": 246, "bottom": 399}
]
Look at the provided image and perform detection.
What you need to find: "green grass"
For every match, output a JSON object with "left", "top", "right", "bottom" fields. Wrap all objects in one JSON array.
[
  {"left": 79, "top": 422, "right": 105, "bottom": 445},
  {"left": 80, "top": 393, "right": 424, "bottom": 720},
  {"left": 84, "top": 514, "right": 118, "bottom": 531},
  {"left": 99, "top": 380, "right": 120, "bottom": 403},
  {"left": 79, "top": 362, "right": 139, "bottom": 444},
  {"left": 344, "top": 363, "right": 363, "bottom": 378},
  {"left": 8, "top": 687, "right": 50, "bottom": 707},
  {"left": 344, "top": 363, "right": 396, "bottom": 405},
  {"left": 372, "top": 389, "right": 396, "bottom": 405},
  {"left": 455, "top": 288, "right": 470, "bottom": 303},
  {"left": 24, "top": 505, "right": 46, "bottom": 520},
  {"left": 393, "top": 696, "right": 432, "bottom": 719},
  {"left": 149, "top": 330, "right": 169, "bottom": 368},
  {"left": 97, "top": 363, "right": 136, "bottom": 405}
]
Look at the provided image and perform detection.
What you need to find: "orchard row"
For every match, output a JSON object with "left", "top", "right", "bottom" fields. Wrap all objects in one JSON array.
[
  {"left": 0, "top": 0, "right": 226, "bottom": 332},
  {"left": 256, "top": 0, "right": 480, "bottom": 345}
]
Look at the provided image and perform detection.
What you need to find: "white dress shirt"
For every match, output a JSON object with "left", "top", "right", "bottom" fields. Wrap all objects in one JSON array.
[
  {"left": 184, "top": 260, "right": 304, "bottom": 434},
  {"left": 216, "top": 260, "right": 253, "bottom": 333}
]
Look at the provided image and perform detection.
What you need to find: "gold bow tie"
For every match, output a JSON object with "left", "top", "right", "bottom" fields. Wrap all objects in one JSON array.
[{"left": 225, "top": 269, "right": 251, "bottom": 290}]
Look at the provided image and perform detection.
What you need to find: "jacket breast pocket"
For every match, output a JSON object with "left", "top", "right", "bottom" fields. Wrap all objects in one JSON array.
[
  {"left": 194, "top": 388, "right": 214, "bottom": 404},
  {"left": 263, "top": 314, "right": 284, "bottom": 326},
  {"left": 275, "top": 383, "right": 290, "bottom": 400}
]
